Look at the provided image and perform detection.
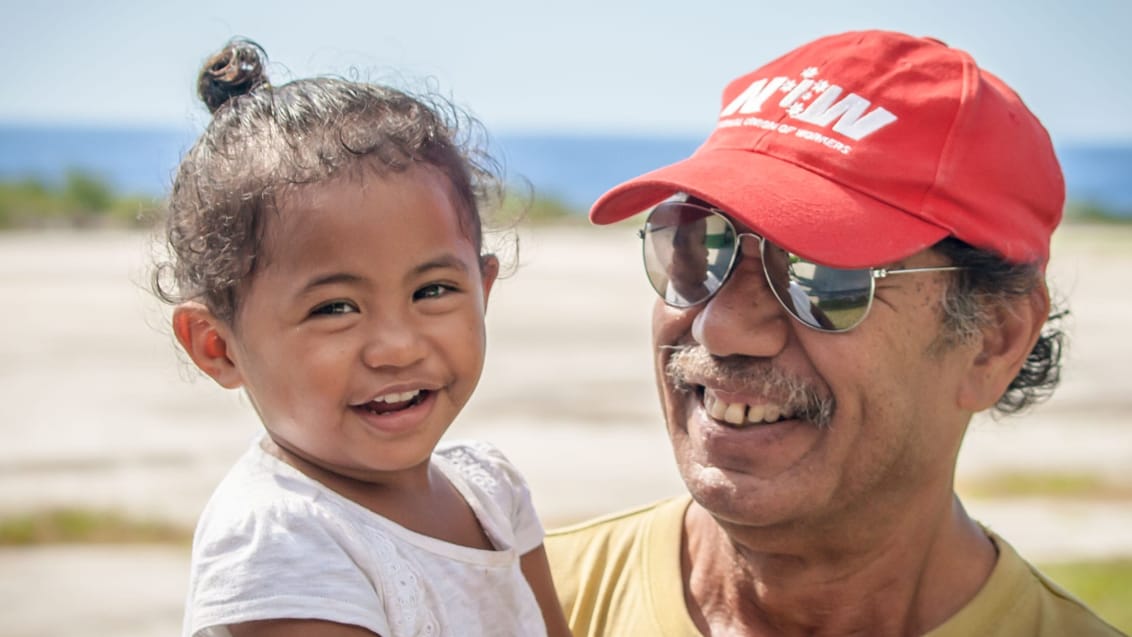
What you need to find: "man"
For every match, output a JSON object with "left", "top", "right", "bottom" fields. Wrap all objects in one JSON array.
[{"left": 544, "top": 30, "right": 1124, "bottom": 636}]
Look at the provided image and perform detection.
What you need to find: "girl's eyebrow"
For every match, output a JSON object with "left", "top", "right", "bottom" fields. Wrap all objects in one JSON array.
[
  {"left": 297, "top": 255, "right": 472, "bottom": 294},
  {"left": 299, "top": 272, "right": 365, "bottom": 293},
  {"left": 412, "top": 254, "right": 471, "bottom": 277}
]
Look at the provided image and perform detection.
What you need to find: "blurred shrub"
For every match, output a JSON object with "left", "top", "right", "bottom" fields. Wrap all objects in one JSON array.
[
  {"left": 4, "top": 170, "right": 1131, "bottom": 230},
  {"left": 495, "top": 186, "right": 586, "bottom": 227},
  {"left": 64, "top": 170, "right": 114, "bottom": 216},
  {"left": 0, "top": 171, "right": 160, "bottom": 229},
  {"left": 1, "top": 172, "right": 588, "bottom": 231},
  {"left": 1064, "top": 200, "right": 1132, "bottom": 224},
  {"left": 0, "top": 509, "right": 189, "bottom": 544}
]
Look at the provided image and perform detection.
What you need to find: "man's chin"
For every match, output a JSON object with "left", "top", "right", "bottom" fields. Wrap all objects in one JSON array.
[{"left": 683, "top": 470, "right": 831, "bottom": 535}]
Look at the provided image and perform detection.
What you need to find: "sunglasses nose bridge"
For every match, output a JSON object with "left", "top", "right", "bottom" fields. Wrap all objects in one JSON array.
[
  {"left": 733, "top": 232, "right": 764, "bottom": 255},
  {"left": 722, "top": 231, "right": 769, "bottom": 288},
  {"left": 708, "top": 232, "right": 789, "bottom": 313}
]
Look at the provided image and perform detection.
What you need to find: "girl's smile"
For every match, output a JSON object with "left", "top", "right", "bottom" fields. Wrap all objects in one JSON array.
[{"left": 350, "top": 387, "right": 436, "bottom": 435}]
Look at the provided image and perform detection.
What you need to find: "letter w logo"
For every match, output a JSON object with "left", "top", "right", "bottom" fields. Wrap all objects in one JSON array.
[
  {"left": 719, "top": 76, "right": 898, "bottom": 142},
  {"left": 793, "top": 87, "right": 897, "bottom": 141}
]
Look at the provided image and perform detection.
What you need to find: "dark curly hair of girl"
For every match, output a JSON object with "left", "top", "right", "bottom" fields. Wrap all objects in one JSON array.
[{"left": 153, "top": 39, "right": 506, "bottom": 325}]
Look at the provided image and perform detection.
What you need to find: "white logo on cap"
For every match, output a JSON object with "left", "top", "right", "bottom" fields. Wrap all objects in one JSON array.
[{"left": 719, "top": 67, "right": 898, "bottom": 152}]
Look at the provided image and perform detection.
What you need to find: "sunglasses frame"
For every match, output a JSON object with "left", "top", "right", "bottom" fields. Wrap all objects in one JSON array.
[{"left": 639, "top": 201, "right": 967, "bottom": 333}]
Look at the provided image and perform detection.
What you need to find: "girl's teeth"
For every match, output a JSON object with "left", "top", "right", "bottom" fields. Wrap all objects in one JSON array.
[{"left": 376, "top": 390, "right": 420, "bottom": 403}]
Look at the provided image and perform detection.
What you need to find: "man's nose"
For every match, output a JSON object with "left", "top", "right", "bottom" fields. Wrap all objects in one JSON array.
[{"left": 691, "top": 237, "right": 790, "bottom": 358}]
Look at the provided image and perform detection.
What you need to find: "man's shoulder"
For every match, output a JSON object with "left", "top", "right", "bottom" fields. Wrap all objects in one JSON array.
[
  {"left": 1020, "top": 559, "right": 1128, "bottom": 636},
  {"left": 545, "top": 496, "right": 693, "bottom": 636},
  {"left": 939, "top": 529, "right": 1128, "bottom": 637},
  {"left": 545, "top": 495, "right": 689, "bottom": 569}
]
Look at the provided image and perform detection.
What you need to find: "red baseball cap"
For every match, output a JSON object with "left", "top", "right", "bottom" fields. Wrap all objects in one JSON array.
[{"left": 590, "top": 30, "right": 1064, "bottom": 268}]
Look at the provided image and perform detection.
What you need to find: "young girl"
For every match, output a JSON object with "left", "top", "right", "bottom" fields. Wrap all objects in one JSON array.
[{"left": 154, "top": 40, "right": 570, "bottom": 637}]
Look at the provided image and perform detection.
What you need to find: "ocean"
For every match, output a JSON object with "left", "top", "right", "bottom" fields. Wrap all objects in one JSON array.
[{"left": 1, "top": 125, "right": 1130, "bottom": 216}]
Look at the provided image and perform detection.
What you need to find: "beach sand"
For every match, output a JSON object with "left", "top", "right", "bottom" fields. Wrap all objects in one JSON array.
[{"left": 1, "top": 223, "right": 1130, "bottom": 636}]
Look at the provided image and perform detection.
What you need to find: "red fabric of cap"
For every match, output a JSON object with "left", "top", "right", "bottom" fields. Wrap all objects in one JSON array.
[{"left": 590, "top": 30, "right": 1064, "bottom": 268}]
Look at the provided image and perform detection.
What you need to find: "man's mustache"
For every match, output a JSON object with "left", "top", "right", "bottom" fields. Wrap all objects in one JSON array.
[{"left": 663, "top": 344, "right": 835, "bottom": 428}]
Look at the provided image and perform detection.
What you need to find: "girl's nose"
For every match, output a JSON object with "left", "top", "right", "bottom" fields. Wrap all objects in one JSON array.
[{"left": 361, "top": 313, "right": 427, "bottom": 370}]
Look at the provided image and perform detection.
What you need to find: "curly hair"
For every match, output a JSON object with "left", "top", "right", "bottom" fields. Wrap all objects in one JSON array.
[
  {"left": 932, "top": 237, "right": 1067, "bottom": 416},
  {"left": 152, "top": 39, "right": 506, "bottom": 324}
]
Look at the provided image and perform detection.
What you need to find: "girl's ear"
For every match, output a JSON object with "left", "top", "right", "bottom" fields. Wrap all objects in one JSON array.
[
  {"left": 172, "top": 303, "right": 244, "bottom": 389},
  {"left": 956, "top": 285, "right": 1049, "bottom": 412},
  {"left": 480, "top": 254, "right": 500, "bottom": 309}
]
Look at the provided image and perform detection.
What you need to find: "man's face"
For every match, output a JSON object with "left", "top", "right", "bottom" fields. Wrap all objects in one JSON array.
[{"left": 651, "top": 224, "right": 982, "bottom": 532}]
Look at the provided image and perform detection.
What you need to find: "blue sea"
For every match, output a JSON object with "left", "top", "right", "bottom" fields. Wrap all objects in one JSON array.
[{"left": 1, "top": 125, "right": 1130, "bottom": 216}]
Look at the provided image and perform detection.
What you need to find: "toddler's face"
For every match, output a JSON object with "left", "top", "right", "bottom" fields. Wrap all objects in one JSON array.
[{"left": 225, "top": 164, "right": 496, "bottom": 486}]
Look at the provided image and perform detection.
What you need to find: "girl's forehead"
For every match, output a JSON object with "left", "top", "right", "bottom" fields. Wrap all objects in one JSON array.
[{"left": 263, "top": 166, "right": 476, "bottom": 255}]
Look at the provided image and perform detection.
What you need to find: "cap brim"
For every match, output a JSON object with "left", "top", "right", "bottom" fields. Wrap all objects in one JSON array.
[{"left": 590, "top": 148, "right": 950, "bottom": 269}]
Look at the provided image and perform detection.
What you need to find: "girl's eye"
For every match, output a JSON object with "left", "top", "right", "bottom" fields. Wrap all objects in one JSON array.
[
  {"left": 414, "top": 283, "right": 457, "bottom": 301},
  {"left": 311, "top": 301, "right": 358, "bottom": 316}
]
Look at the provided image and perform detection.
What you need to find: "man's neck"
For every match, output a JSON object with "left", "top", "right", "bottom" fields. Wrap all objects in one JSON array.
[{"left": 681, "top": 495, "right": 997, "bottom": 637}]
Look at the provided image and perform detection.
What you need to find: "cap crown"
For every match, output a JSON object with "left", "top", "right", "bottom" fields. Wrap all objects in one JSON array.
[{"left": 592, "top": 30, "right": 1064, "bottom": 267}]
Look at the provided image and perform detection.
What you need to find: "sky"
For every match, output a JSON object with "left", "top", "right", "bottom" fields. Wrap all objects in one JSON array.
[{"left": 2, "top": 0, "right": 1130, "bottom": 143}]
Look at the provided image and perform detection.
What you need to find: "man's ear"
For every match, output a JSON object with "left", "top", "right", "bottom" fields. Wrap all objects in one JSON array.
[
  {"left": 172, "top": 303, "right": 243, "bottom": 389},
  {"left": 956, "top": 285, "right": 1049, "bottom": 412}
]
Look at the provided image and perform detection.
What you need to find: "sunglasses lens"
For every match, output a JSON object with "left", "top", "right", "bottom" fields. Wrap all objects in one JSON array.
[
  {"left": 642, "top": 203, "right": 736, "bottom": 307},
  {"left": 642, "top": 201, "right": 877, "bottom": 332},
  {"left": 762, "top": 245, "right": 874, "bottom": 331}
]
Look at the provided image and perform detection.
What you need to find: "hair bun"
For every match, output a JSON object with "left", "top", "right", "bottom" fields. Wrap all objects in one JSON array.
[{"left": 197, "top": 39, "right": 269, "bottom": 114}]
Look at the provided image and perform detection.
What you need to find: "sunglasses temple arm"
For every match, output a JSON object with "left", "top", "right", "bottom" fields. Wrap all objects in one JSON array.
[{"left": 873, "top": 265, "right": 967, "bottom": 279}]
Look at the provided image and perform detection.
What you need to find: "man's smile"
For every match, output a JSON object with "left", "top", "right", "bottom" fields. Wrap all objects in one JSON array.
[
  {"left": 704, "top": 389, "right": 795, "bottom": 427},
  {"left": 663, "top": 345, "right": 834, "bottom": 429}
]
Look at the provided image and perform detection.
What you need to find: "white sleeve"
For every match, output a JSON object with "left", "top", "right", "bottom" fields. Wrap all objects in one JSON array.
[
  {"left": 442, "top": 441, "right": 545, "bottom": 555},
  {"left": 482, "top": 443, "right": 545, "bottom": 554},
  {"left": 185, "top": 497, "right": 392, "bottom": 637}
]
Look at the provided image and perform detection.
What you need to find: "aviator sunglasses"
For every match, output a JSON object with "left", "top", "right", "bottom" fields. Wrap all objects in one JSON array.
[{"left": 640, "top": 200, "right": 966, "bottom": 333}]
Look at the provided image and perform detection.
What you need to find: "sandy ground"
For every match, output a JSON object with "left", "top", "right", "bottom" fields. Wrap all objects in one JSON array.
[{"left": 1, "top": 223, "right": 1130, "bottom": 636}]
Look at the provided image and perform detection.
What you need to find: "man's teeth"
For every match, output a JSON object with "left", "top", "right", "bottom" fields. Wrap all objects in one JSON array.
[
  {"left": 374, "top": 390, "right": 420, "bottom": 404},
  {"left": 705, "top": 394, "right": 793, "bottom": 426}
]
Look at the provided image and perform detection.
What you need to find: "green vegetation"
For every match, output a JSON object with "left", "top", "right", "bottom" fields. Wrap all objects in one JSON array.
[
  {"left": 1039, "top": 559, "right": 1132, "bottom": 633},
  {"left": 0, "top": 171, "right": 160, "bottom": 229},
  {"left": 0, "top": 172, "right": 592, "bottom": 230},
  {"left": 3, "top": 172, "right": 1129, "bottom": 230},
  {"left": 1064, "top": 200, "right": 1132, "bottom": 224},
  {"left": 495, "top": 188, "right": 586, "bottom": 225},
  {"left": 957, "top": 471, "right": 1132, "bottom": 500},
  {"left": 0, "top": 508, "right": 190, "bottom": 545}
]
